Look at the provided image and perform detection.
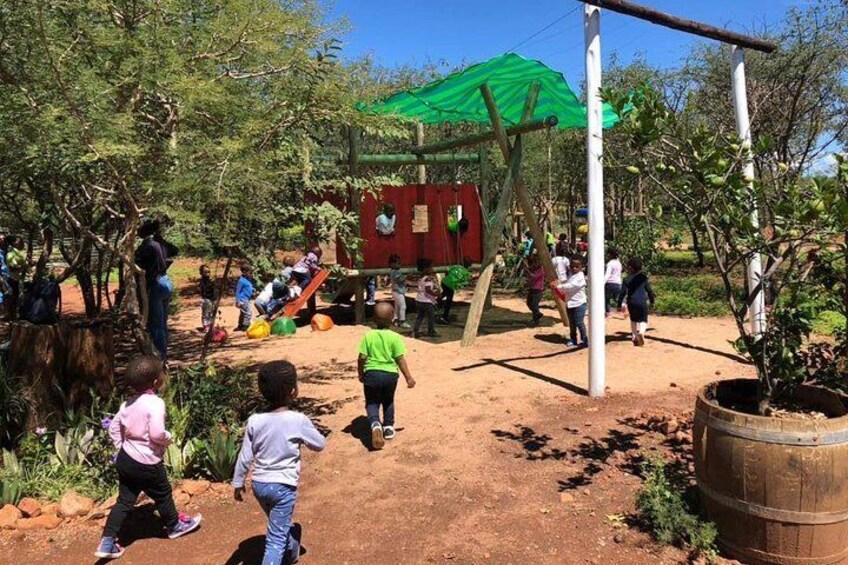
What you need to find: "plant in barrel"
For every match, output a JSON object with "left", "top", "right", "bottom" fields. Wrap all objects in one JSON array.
[{"left": 603, "top": 84, "right": 845, "bottom": 414}]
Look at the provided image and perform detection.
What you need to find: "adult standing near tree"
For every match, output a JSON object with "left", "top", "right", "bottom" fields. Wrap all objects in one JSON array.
[{"left": 135, "top": 219, "right": 179, "bottom": 363}]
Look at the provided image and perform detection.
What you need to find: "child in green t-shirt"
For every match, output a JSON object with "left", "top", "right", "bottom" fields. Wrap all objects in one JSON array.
[{"left": 357, "top": 302, "right": 416, "bottom": 450}]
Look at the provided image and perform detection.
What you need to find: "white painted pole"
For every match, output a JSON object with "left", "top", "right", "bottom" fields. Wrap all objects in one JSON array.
[
  {"left": 584, "top": 5, "right": 606, "bottom": 398},
  {"left": 730, "top": 45, "right": 766, "bottom": 336}
]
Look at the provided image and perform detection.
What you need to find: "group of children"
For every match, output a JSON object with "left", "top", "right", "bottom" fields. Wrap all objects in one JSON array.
[
  {"left": 525, "top": 245, "right": 655, "bottom": 347},
  {"left": 197, "top": 248, "right": 325, "bottom": 334},
  {"left": 97, "top": 297, "right": 415, "bottom": 563}
]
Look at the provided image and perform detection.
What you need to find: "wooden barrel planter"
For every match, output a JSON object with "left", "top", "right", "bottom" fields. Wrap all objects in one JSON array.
[{"left": 694, "top": 379, "right": 848, "bottom": 565}]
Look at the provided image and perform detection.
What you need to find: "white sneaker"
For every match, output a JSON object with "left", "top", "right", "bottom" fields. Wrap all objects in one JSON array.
[
  {"left": 371, "top": 423, "right": 385, "bottom": 450},
  {"left": 365, "top": 299, "right": 376, "bottom": 306},
  {"left": 383, "top": 426, "right": 396, "bottom": 440}
]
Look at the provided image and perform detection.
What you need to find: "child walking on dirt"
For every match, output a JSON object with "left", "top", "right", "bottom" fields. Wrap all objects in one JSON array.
[
  {"left": 199, "top": 264, "right": 216, "bottom": 331},
  {"left": 413, "top": 258, "right": 439, "bottom": 339},
  {"left": 554, "top": 257, "right": 588, "bottom": 348},
  {"left": 618, "top": 257, "right": 655, "bottom": 347},
  {"left": 358, "top": 302, "right": 416, "bottom": 449},
  {"left": 233, "top": 360, "right": 326, "bottom": 565},
  {"left": 389, "top": 254, "right": 410, "bottom": 329},
  {"left": 96, "top": 356, "right": 202, "bottom": 559},
  {"left": 525, "top": 254, "right": 545, "bottom": 327},
  {"left": 234, "top": 264, "right": 256, "bottom": 332}
]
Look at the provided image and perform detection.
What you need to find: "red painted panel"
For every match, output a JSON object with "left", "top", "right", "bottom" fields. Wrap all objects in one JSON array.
[{"left": 325, "top": 184, "right": 483, "bottom": 270}]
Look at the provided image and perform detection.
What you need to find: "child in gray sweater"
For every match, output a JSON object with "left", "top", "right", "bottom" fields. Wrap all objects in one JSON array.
[{"left": 233, "top": 361, "right": 326, "bottom": 565}]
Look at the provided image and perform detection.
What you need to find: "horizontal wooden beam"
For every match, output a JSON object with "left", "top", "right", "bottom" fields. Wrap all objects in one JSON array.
[
  {"left": 340, "top": 264, "right": 481, "bottom": 277},
  {"left": 578, "top": 0, "right": 777, "bottom": 53},
  {"left": 356, "top": 153, "right": 481, "bottom": 166},
  {"left": 410, "top": 116, "right": 558, "bottom": 155}
]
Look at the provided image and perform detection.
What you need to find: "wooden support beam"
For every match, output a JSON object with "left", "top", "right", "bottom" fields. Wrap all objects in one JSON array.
[
  {"left": 478, "top": 137, "right": 493, "bottom": 310},
  {"left": 462, "top": 82, "right": 568, "bottom": 348},
  {"left": 480, "top": 83, "right": 512, "bottom": 159},
  {"left": 577, "top": 0, "right": 777, "bottom": 53},
  {"left": 409, "top": 116, "right": 558, "bottom": 155},
  {"left": 356, "top": 153, "right": 481, "bottom": 166},
  {"left": 340, "top": 264, "right": 482, "bottom": 277},
  {"left": 416, "top": 123, "right": 426, "bottom": 183}
]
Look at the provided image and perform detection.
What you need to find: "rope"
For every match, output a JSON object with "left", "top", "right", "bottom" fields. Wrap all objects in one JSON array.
[{"left": 436, "top": 187, "right": 451, "bottom": 265}]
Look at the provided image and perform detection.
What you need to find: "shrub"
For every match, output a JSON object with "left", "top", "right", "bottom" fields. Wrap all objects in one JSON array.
[
  {"left": 636, "top": 455, "right": 717, "bottom": 561},
  {"left": 651, "top": 274, "right": 736, "bottom": 317},
  {"left": 199, "top": 426, "right": 240, "bottom": 482},
  {"left": 812, "top": 310, "right": 846, "bottom": 337},
  {"left": 0, "top": 369, "right": 28, "bottom": 449}
]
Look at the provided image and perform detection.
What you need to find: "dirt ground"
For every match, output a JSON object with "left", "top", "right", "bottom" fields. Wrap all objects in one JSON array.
[{"left": 1, "top": 280, "right": 753, "bottom": 564}]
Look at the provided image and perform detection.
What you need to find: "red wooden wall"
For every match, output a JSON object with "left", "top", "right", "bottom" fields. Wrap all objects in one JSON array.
[{"left": 322, "top": 184, "right": 483, "bottom": 270}]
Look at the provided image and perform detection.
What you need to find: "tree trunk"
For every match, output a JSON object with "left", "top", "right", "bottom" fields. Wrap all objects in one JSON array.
[
  {"left": 63, "top": 319, "right": 114, "bottom": 406},
  {"left": 8, "top": 322, "right": 67, "bottom": 429},
  {"left": 687, "top": 218, "right": 706, "bottom": 267}
]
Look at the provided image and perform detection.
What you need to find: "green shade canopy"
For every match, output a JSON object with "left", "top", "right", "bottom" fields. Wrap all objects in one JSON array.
[{"left": 362, "top": 53, "right": 620, "bottom": 129}]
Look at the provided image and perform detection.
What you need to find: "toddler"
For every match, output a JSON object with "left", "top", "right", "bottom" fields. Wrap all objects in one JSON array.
[
  {"left": 95, "top": 356, "right": 201, "bottom": 559},
  {"left": 389, "top": 254, "right": 409, "bottom": 329},
  {"left": 235, "top": 264, "right": 256, "bottom": 331},
  {"left": 199, "top": 265, "right": 216, "bottom": 331},
  {"left": 358, "top": 302, "right": 416, "bottom": 449},
  {"left": 413, "top": 258, "right": 439, "bottom": 339},
  {"left": 555, "top": 258, "right": 588, "bottom": 348},
  {"left": 618, "top": 257, "right": 655, "bottom": 346},
  {"left": 525, "top": 255, "right": 544, "bottom": 327}
]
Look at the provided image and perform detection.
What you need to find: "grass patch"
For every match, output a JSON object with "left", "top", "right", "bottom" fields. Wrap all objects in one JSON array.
[
  {"left": 813, "top": 310, "right": 846, "bottom": 336},
  {"left": 652, "top": 274, "right": 733, "bottom": 318}
]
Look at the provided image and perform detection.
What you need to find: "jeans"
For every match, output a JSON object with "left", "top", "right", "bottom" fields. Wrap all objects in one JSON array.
[
  {"left": 526, "top": 289, "right": 543, "bottom": 323},
  {"left": 252, "top": 482, "right": 300, "bottom": 565},
  {"left": 414, "top": 302, "right": 436, "bottom": 335},
  {"left": 147, "top": 275, "right": 173, "bottom": 361},
  {"left": 567, "top": 303, "right": 588, "bottom": 344},
  {"left": 201, "top": 298, "right": 215, "bottom": 328},
  {"left": 103, "top": 450, "right": 179, "bottom": 539},
  {"left": 439, "top": 283, "right": 454, "bottom": 320},
  {"left": 363, "top": 370, "right": 399, "bottom": 427},
  {"left": 604, "top": 283, "right": 622, "bottom": 314},
  {"left": 392, "top": 291, "right": 407, "bottom": 323},
  {"left": 237, "top": 300, "right": 253, "bottom": 329},
  {"left": 366, "top": 277, "right": 376, "bottom": 303}
]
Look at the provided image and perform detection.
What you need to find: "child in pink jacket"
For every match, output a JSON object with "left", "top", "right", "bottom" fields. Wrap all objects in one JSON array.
[{"left": 95, "top": 356, "right": 202, "bottom": 560}]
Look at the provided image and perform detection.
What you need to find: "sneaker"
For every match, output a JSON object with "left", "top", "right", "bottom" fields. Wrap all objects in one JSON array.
[
  {"left": 399, "top": 322, "right": 411, "bottom": 330},
  {"left": 168, "top": 512, "right": 202, "bottom": 539},
  {"left": 383, "top": 426, "right": 396, "bottom": 440},
  {"left": 579, "top": 341, "right": 589, "bottom": 349},
  {"left": 371, "top": 423, "right": 385, "bottom": 450},
  {"left": 365, "top": 299, "right": 376, "bottom": 306},
  {"left": 564, "top": 340, "right": 576, "bottom": 347},
  {"left": 94, "top": 537, "right": 125, "bottom": 560},
  {"left": 436, "top": 316, "right": 449, "bottom": 325}
]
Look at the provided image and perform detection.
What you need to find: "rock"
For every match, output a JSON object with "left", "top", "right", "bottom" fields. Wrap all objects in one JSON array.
[
  {"left": 99, "top": 494, "right": 118, "bottom": 511},
  {"left": 0, "top": 504, "right": 22, "bottom": 528},
  {"left": 613, "top": 534, "right": 625, "bottom": 544},
  {"left": 17, "top": 498, "right": 41, "bottom": 518},
  {"left": 559, "top": 492, "right": 575, "bottom": 504},
  {"left": 674, "top": 431, "right": 686, "bottom": 444},
  {"left": 180, "top": 479, "right": 210, "bottom": 497},
  {"left": 669, "top": 382, "right": 678, "bottom": 388},
  {"left": 59, "top": 491, "right": 95, "bottom": 518},
  {"left": 16, "top": 514, "right": 63, "bottom": 530},
  {"left": 41, "top": 503, "right": 59, "bottom": 517},
  {"left": 173, "top": 491, "right": 191, "bottom": 507},
  {"left": 88, "top": 508, "right": 106, "bottom": 520},
  {"left": 659, "top": 419, "right": 679, "bottom": 435}
]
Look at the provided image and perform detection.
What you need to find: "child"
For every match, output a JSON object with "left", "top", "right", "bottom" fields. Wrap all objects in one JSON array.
[
  {"left": 525, "top": 254, "right": 544, "bottom": 327},
  {"left": 555, "top": 257, "right": 588, "bottom": 348},
  {"left": 389, "top": 254, "right": 409, "bottom": 329},
  {"left": 375, "top": 203, "right": 397, "bottom": 236},
  {"left": 292, "top": 247, "right": 322, "bottom": 290},
  {"left": 279, "top": 256, "right": 296, "bottom": 285},
  {"left": 233, "top": 361, "right": 326, "bottom": 565},
  {"left": 357, "top": 302, "right": 416, "bottom": 449},
  {"left": 96, "top": 356, "right": 201, "bottom": 559},
  {"left": 235, "top": 264, "right": 256, "bottom": 331},
  {"left": 551, "top": 244, "right": 570, "bottom": 285},
  {"left": 413, "top": 258, "right": 439, "bottom": 339},
  {"left": 199, "top": 265, "right": 216, "bottom": 331},
  {"left": 255, "top": 279, "right": 288, "bottom": 319},
  {"left": 618, "top": 257, "right": 655, "bottom": 346},
  {"left": 604, "top": 249, "right": 623, "bottom": 318}
]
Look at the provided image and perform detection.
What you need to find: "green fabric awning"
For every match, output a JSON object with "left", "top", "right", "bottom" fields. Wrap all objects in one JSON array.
[{"left": 361, "top": 53, "right": 620, "bottom": 129}]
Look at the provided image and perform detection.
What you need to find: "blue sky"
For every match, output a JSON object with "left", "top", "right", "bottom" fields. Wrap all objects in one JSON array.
[{"left": 325, "top": 0, "right": 807, "bottom": 86}]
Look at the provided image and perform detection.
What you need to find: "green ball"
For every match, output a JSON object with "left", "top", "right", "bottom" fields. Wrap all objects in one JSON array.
[
  {"left": 448, "top": 219, "right": 459, "bottom": 233},
  {"left": 271, "top": 317, "right": 297, "bottom": 336}
]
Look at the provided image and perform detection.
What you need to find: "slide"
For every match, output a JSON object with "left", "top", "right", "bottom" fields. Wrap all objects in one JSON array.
[{"left": 283, "top": 269, "right": 330, "bottom": 318}]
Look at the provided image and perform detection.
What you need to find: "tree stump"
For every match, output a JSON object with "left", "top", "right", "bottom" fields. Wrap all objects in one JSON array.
[
  {"left": 8, "top": 320, "right": 114, "bottom": 429},
  {"left": 8, "top": 322, "right": 67, "bottom": 428},
  {"left": 63, "top": 319, "right": 114, "bottom": 407}
]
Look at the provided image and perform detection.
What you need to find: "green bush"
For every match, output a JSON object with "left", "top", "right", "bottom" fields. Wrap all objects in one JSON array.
[
  {"left": 199, "top": 426, "right": 240, "bottom": 482},
  {"left": 0, "top": 369, "right": 28, "bottom": 449},
  {"left": 652, "top": 274, "right": 734, "bottom": 317},
  {"left": 636, "top": 455, "right": 717, "bottom": 561},
  {"left": 812, "top": 310, "right": 846, "bottom": 336}
]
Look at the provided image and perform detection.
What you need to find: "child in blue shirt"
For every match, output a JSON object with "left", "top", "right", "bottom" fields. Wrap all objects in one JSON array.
[{"left": 234, "top": 264, "right": 256, "bottom": 331}]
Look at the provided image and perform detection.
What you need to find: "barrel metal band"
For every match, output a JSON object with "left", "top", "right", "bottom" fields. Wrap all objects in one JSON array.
[
  {"left": 719, "top": 536, "right": 848, "bottom": 565},
  {"left": 700, "top": 483, "right": 848, "bottom": 525},
  {"left": 695, "top": 411, "right": 848, "bottom": 446}
]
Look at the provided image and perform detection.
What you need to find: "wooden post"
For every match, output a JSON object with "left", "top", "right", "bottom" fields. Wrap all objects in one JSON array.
[
  {"left": 479, "top": 138, "right": 494, "bottom": 309},
  {"left": 482, "top": 82, "right": 569, "bottom": 328},
  {"left": 416, "top": 123, "right": 426, "bottom": 184},
  {"left": 349, "top": 126, "right": 366, "bottom": 325}
]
